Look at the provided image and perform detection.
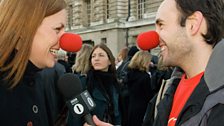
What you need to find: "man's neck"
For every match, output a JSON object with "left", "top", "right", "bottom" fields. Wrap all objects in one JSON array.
[{"left": 181, "top": 43, "right": 213, "bottom": 79}]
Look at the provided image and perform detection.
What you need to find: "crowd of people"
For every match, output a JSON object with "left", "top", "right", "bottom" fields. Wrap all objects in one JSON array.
[{"left": 0, "top": 0, "right": 224, "bottom": 126}]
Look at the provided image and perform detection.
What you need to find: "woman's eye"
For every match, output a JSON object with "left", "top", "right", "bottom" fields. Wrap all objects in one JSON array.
[{"left": 55, "top": 28, "right": 61, "bottom": 34}]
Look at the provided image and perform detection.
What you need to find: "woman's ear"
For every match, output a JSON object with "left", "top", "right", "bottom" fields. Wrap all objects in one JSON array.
[{"left": 186, "top": 11, "right": 204, "bottom": 35}]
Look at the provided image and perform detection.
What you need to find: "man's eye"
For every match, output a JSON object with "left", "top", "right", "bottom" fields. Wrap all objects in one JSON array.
[
  {"left": 158, "top": 23, "right": 163, "bottom": 27},
  {"left": 157, "top": 23, "right": 164, "bottom": 30}
]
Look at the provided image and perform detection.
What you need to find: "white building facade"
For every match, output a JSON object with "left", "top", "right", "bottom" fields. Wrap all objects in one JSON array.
[{"left": 65, "top": 0, "right": 163, "bottom": 56}]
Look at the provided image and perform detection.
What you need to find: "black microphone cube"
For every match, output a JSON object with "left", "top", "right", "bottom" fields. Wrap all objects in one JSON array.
[{"left": 66, "top": 90, "right": 96, "bottom": 118}]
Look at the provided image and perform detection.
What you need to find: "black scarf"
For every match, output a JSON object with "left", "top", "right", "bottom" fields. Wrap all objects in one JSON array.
[
  {"left": 87, "top": 70, "right": 117, "bottom": 93},
  {"left": 87, "top": 70, "right": 117, "bottom": 123}
]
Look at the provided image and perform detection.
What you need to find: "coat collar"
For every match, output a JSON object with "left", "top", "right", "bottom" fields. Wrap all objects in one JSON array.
[
  {"left": 205, "top": 39, "right": 224, "bottom": 92},
  {"left": 22, "top": 60, "right": 42, "bottom": 86}
]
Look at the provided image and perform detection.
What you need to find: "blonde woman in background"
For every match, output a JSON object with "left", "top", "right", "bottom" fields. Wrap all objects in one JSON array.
[
  {"left": 71, "top": 43, "right": 93, "bottom": 88},
  {"left": 72, "top": 44, "right": 93, "bottom": 75},
  {"left": 126, "top": 50, "right": 154, "bottom": 126}
]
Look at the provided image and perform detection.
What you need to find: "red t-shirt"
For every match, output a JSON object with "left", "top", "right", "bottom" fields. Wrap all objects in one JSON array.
[{"left": 168, "top": 72, "right": 204, "bottom": 126}]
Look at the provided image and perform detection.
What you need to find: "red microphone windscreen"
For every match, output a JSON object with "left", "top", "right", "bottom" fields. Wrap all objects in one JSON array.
[
  {"left": 137, "top": 31, "right": 159, "bottom": 50},
  {"left": 59, "top": 33, "right": 83, "bottom": 52}
]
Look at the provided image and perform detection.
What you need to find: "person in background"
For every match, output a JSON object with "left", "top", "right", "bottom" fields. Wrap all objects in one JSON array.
[
  {"left": 87, "top": 44, "right": 121, "bottom": 125},
  {"left": 126, "top": 50, "right": 153, "bottom": 126},
  {"left": 72, "top": 44, "right": 93, "bottom": 76},
  {"left": 116, "top": 45, "right": 139, "bottom": 126},
  {"left": 57, "top": 49, "right": 72, "bottom": 73},
  {"left": 149, "top": 55, "right": 159, "bottom": 76},
  {"left": 115, "top": 47, "right": 129, "bottom": 69},
  {"left": 70, "top": 44, "right": 121, "bottom": 126},
  {"left": 72, "top": 43, "right": 93, "bottom": 88},
  {"left": 67, "top": 52, "right": 76, "bottom": 70},
  {"left": 150, "top": 56, "right": 173, "bottom": 96},
  {"left": 116, "top": 46, "right": 139, "bottom": 84},
  {"left": 0, "top": 0, "right": 67, "bottom": 125},
  {"left": 84, "top": 0, "right": 224, "bottom": 125}
]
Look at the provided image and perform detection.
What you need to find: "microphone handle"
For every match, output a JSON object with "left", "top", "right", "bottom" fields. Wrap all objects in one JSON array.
[{"left": 84, "top": 113, "right": 96, "bottom": 126}]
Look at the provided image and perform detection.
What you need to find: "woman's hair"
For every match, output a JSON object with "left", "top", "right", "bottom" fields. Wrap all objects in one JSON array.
[
  {"left": 0, "top": 0, "right": 67, "bottom": 88},
  {"left": 128, "top": 50, "right": 152, "bottom": 72},
  {"left": 72, "top": 44, "right": 93, "bottom": 75},
  {"left": 89, "top": 44, "right": 116, "bottom": 74}
]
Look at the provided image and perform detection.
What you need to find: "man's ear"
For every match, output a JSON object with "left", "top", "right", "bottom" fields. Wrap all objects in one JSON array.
[{"left": 186, "top": 11, "right": 204, "bottom": 35}]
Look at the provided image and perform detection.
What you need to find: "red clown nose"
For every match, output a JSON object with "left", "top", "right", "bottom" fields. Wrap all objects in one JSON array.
[
  {"left": 59, "top": 33, "right": 83, "bottom": 52},
  {"left": 137, "top": 31, "right": 159, "bottom": 50}
]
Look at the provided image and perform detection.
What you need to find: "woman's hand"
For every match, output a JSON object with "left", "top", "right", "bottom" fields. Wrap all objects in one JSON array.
[{"left": 83, "top": 115, "right": 113, "bottom": 126}]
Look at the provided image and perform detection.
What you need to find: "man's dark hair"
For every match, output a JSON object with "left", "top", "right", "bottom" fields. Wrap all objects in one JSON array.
[{"left": 175, "top": 0, "right": 224, "bottom": 46}]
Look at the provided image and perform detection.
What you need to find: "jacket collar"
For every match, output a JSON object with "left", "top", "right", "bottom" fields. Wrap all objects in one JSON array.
[
  {"left": 22, "top": 60, "right": 42, "bottom": 86},
  {"left": 205, "top": 39, "right": 224, "bottom": 92}
]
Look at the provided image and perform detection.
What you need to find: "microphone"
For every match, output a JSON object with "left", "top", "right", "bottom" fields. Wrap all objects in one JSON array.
[
  {"left": 136, "top": 31, "right": 159, "bottom": 50},
  {"left": 59, "top": 33, "right": 83, "bottom": 52},
  {"left": 57, "top": 73, "right": 96, "bottom": 126}
]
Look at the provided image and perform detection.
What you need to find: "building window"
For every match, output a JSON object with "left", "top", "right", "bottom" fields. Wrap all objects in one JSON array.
[
  {"left": 103, "top": 0, "right": 110, "bottom": 19},
  {"left": 101, "top": 38, "right": 107, "bottom": 44},
  {"left": 137, "top": 0, "right": 145, "bottom": 19},
  {"left": 86, "top": 0, "right": 91, "bottom": 26},
  {"left": 107, "top": 0, "right": 110, "bottom": 19},
  {"left": 83, "top": 40, "right": 94, "bottom": 46},
  {"left": 68, "top": 4, "right": 73, "bottom": 29}
]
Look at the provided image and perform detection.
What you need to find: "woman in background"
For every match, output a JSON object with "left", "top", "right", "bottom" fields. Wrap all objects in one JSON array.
[
  {"left": 72, "top": 44, "right": 93, "bottom": 76},
  {"left": 69, "top": 44, "right": 121, "bottom": 126},
  {"left": 87, "top": 44, "right": 121, "bottom": 125},
  {"left": 126, "top": 50, "right": 153, "bottom": 126}
]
